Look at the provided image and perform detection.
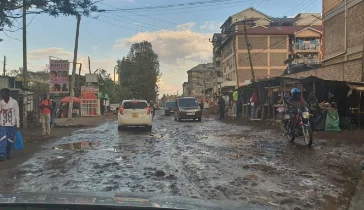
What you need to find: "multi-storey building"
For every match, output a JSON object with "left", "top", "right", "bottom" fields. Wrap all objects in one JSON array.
[{"left": 211, "top": 7, "right": 323, "bottom": 90}]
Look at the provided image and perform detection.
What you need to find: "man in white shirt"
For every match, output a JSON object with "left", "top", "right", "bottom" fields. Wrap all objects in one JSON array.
[{"left": 0, "top": 88, "right": 20, "bottom": 161}]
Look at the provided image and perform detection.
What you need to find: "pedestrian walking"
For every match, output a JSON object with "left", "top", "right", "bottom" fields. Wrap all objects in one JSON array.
[
  {"left": 250, "top": 91, "right": 257, "bottom": 120},
  {"left": 40, "top": 93, "right": 52, "bottom": 136},
  {"left": 233, "top": 90, "right": 238, "bottom": 116},
  {"left": 219, "top": 96, "right": 225, "bottom": 120},
  {"left": 204, "top": 100, "right": 209, "bottom": 118},
  {"left": 0, "top": 88, "right": 20, "bottom": 161},
  {"left": 50, "top": 97, "right": 57, "bottom": 127}
]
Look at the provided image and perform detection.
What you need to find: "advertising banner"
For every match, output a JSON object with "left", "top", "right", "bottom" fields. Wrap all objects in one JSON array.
[{"left": 49, "top": 60, "right": 69, "bottom": 93}]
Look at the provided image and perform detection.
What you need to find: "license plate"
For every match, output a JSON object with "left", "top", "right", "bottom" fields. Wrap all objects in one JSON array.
[
  {"left": 132, "top": 113, "right": 139, "bottom": 118},
  {"left": 187, "top": 112, "right": 195, "bottom": 116}
]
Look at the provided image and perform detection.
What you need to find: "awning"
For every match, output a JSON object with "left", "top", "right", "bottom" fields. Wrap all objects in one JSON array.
[{"left": 347, "top": 84, "right": 364, "bottom": 92}]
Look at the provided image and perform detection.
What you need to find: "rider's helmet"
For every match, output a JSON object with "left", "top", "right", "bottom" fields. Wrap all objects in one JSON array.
[
  {"left": 291, "top": 88, "right": 301, "bottom": 102},
  {"left": 291, "top": 88, "right": 300, "bottom": 94}
]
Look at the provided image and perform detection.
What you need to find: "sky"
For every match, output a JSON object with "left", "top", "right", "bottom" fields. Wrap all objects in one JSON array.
[{"left": 0, "top": 0, "right": 322, "bottom": 95}]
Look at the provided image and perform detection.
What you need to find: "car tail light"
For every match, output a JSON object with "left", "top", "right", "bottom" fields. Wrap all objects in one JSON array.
[
  {"left": 146, "top": 107, "right": 151, "bottom": 115},
  {"left": 120, "top": 107, "right": 124, "bottom": 115}
]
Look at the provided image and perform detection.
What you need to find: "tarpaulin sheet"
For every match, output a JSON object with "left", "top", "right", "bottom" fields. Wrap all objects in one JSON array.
[{"left": 325, "top": 110, "right": 341, "bottom": 131}]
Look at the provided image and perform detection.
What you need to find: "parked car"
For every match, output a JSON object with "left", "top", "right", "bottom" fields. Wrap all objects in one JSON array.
[
  {"left": 174, "top": 97, "right": 202, "bottom": 122},
  {"left": 118, "top": 99, "right": 152, "bottom": 131},
  {"left": 164, "top": 101, "right": 176, "bottom": 116}
]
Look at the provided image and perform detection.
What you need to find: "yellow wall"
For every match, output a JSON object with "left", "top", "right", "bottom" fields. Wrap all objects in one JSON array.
[{"left": 323, "top": 0, "right": 344, "bottom": 14}]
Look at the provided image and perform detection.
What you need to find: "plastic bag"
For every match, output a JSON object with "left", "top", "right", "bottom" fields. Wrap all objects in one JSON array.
[{"left": 14, "top": 131, "right": 24, "bottom": 150}]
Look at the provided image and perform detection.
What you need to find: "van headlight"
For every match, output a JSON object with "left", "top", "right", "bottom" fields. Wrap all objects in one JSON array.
[
  {"left": 302, "top": 112, "right": 310, "bottom": 119},
  {"left": 179, "top": 108, "right": 184, "bottom": 112}
]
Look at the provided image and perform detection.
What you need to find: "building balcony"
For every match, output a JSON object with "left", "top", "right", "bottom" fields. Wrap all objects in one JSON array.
[
  {"left": 216, "top": 56, "right": 222, "bottom": 62},
  {"left": 294, "top": 42, "right": 320, "bottom": 52},
  {"left": 292, "top": 58, "right": 320, "bottom": 65}
]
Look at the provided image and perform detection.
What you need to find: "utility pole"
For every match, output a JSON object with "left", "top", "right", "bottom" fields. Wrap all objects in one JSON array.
[
  {"left": 232, "top": 24, "right": 240, "bottom": 88},
  {"left": 113, "top": 66, "right": 117, "bottom": 91},
  {"left": 243, "top": 18, "right": 255, "bottom": 82},
  {"left": 68, "top": 14, "right": 81, "bottom": 119},
  {"left": 3, "top": 56, "right": 6, "bottom": 76},
  {"left": 88, "top": 56, "right": 91, "bottom": 74},
  {"left": 22, "top": 0, "right": 28, "bottom": 128},
  {"left": 77, "top": 63, "right": 82, "bottom": 89}
]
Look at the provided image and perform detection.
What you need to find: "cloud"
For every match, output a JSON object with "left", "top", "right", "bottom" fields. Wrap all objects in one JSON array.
[
  {"left": 28, "top": 47, "right": 116, "bottom": 78},
  {"left": 176, "top": 22, "right": 196, "bottom": 30},
  {"left": 158, "top": 78, "right": 179, "bottom": 95},
  {"left": 113, "top": 23, "right": 213, "bottom": 95},
  {"left": 199, "top": 21, "right": 223, "bottom": 31},
  {"left": 28, "top": 47, "right": 72, "bottom": 60},
  {"left": 114, "top": 27, "right": 212, "bottom": 65}
]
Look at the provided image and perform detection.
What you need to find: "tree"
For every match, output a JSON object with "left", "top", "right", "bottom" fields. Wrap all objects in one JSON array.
[
  {"left": 0, "top": 0, "right": 98, "bottom": 41},
  {"left": 116, "top": 41, "right": 161, "bottom": 101}
]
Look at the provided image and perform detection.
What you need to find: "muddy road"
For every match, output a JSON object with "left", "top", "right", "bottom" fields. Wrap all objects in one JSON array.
[{"left": 4, "top": 111, "right": 364, "bottom": 209}]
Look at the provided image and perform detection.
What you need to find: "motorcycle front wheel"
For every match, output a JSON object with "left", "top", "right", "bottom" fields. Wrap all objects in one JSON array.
[
  {"left": 284, "top": 122, "right": 295, "bottom": 142},
  {"left": 302, "top": 124, "right": 313, "bottom": 147}
]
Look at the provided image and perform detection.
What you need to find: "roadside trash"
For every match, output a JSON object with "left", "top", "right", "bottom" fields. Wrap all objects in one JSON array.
[{"left": 14, "top": 131, "right": 24, "bottom": 150}]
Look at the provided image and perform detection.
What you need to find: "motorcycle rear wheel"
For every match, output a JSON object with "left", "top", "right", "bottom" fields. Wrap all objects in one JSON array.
[{"left": 302, "top": 125, "right": 313, "bottom": 147}]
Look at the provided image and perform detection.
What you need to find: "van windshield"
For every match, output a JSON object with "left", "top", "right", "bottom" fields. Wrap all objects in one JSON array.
[{"left": 178, "top": 98, "right": 199, "bottom": 107}]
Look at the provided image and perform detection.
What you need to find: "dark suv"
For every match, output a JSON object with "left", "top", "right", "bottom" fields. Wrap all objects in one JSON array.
[
  {"left": 164, "top": 101, "right": 176, "bottom": 116},
  {"left": 174, "top": 97, "right": 202, "bottom": 122}
]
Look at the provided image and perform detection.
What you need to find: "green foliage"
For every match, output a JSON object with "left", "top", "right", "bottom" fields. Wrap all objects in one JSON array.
[
  {"left": 0, "top": 0, "right": 98, "bottom": 41},
  {"left": 116, "top": 41, "right": 161, "bottom": 102}
]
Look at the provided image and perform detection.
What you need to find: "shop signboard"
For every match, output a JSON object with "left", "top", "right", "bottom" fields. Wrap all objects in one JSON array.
[{"left": 49, "top": 60, "right": 69, "bottom": 93}]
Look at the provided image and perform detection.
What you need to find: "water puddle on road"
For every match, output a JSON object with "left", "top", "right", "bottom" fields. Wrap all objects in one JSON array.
[{"left": 52, "top": 141, "right": 101, "bottom": 150}]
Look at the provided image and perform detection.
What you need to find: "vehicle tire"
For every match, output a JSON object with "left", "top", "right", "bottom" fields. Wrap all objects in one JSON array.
[
  {"left": 178, "top": 117, "right": 182, "bottom": 122},
  {"left": 164, "top": 112, "right": 168, "bottom": 116},
  {"left": 118, "top": 126, "right": 123, "bottom": 132},
  {"left": 285, "top": 126, "right": 295, "bottom": 142},
  {"left": 147, "top": 126, "right": 152, "bottom": 132},
  {"left": 302, "top": 125, "right": 313, "bottom": 147},
  {"left": 197, "top": 117, "right": 201, "bottom": 122}
]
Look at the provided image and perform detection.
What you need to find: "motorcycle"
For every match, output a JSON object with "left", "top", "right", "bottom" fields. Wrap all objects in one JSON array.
[{"left": 280, "top": 105, "right": 313, "bottom": 147}]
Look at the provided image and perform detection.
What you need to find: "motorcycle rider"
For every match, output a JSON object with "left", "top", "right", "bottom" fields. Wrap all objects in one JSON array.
[{"left": 285, "top": 88, "right": 307, "bottom": 131}]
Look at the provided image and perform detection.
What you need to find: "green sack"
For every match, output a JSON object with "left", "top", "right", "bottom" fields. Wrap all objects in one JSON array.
[{"left": 325, "top": 110, "right": 341, "bottom": 131}]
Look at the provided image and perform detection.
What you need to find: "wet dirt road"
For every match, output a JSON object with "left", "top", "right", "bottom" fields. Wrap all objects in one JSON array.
[{"left": 7, "top": 111, "right": 364, "bottom": 209}]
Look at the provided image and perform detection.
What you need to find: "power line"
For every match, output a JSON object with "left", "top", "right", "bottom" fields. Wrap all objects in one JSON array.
[
  {"left": 98, "top": 2, "right": 222, "bottom": 33},
  {"left": 36, "top": 18, "right": 73, "bottom": 43},
  {"left": 98, "top": 0, "right": 252, "bottom": 12},
  {"left": 1, "top": 31, "right": 21, "bottom": 41},
  {"left": 283, "top": 0, "right": 309, "bottom": 16}
]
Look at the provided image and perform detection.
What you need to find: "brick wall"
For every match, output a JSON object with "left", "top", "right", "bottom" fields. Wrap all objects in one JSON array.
[
  {"left": 324, "top": 11, "right": 345, "bottom": 56},
  {"left": 238, "top": 69, "right": 269, "bottom": 82},
  {"left": 238, "top": 35, "right": 268, "bottom": 50},
  {"left": 270, "top": 36, "right": 287, "bottom": 49},
  {"left": 347, "top": 1, "right": 364, "bottom": 48},
  {"left": 270, "top": 52, "right": 287, "bottom": 66},
  {"left": 270, "top": 69, "right": 285, "bottom": 77},
  {"left": 238, "top": 52, "right": 268, "bottom": 67},
  {"left": 238, "top": 69, "right": 253, "bottom": 82},
  {"left": 283, "top": 59, "right": 362, "bottom": 82}
]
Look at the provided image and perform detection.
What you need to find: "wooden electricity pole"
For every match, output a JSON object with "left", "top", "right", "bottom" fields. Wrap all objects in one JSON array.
[
  {"left": 22, "top": 0, "right": 28, "bottom": 128},
  {"left": 68, "top": 14, "right": 81, "bottom": 119},
  {"left": 243, "top": 19, "right": 255, "bottom": 82},
  {"left": 3, "top": 56, "right": 6, "bottom": 76},
  {"left": 88, "top": 56, "right": 91, "bottom": 74}
]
